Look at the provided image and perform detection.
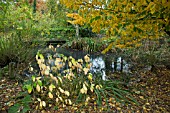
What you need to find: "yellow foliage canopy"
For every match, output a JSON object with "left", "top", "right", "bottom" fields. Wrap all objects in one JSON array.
[
  {"left": 60, "top": 0, "right": 170, "bottom": 53},
  {"left": 66, "top": 13, "right": 85, "bottom": 25}
]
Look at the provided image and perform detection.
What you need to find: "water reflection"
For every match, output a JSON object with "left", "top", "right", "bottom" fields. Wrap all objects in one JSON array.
[
  {"left": 54, "top": 47, "right": 131, "bottom": 74},
  {"left": 90, "top": 56, "right": 130, "bottom": 80},
  {"left": 25, "top": 47, "right": 131, "bottom": 80},
  {"left": 90, "top": 56, "right": 106, "bottom": 80},
  {"left": 91, "top": 57, "right": 105, "bottom": 73},
  {"left": 111, "top": 57, "right": 130, "bottom": 73}
]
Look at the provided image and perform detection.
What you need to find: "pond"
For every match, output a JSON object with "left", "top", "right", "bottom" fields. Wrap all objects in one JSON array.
[{"left": 32, "top": 46, "right": 132, "bottom": 80}]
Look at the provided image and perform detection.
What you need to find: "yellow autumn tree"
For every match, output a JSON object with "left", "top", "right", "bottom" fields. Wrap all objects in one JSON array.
[
  {"left": 60, "top": 0, "right": 170, "bottom": 53},
  {"left": 66, "top": 13, "right": 85, "bottom": 37},
  {"left": 66, "top": 13, "right": 85, "bottom": 25}
]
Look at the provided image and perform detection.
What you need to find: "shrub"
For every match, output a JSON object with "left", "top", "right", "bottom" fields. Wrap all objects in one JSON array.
[
  {"left": 0, "top": 34, "right": 36, "bottom": 78},
  {"left": 23, "top": 46, "right": 138, "bottom": 111}
]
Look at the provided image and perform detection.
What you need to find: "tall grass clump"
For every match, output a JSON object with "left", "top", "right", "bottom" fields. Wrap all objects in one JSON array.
[{"left": 0, "top": 34, "right": 36, "bottom": 78}]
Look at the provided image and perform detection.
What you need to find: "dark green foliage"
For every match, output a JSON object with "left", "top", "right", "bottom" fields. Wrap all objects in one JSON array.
[
  {"left": 8, "top": 94, "right": 31, "bottom": 113},
  {"left": 79, "top": 27, "right": 97, "bottom": 38}
]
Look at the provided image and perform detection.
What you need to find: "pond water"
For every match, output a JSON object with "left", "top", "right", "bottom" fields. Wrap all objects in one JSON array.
[
  {"left": 25, "top": 47, "right": 131, "bottom": 80},
  {"left": 54, "top": 47, "right": 131, "bottom": 80}
]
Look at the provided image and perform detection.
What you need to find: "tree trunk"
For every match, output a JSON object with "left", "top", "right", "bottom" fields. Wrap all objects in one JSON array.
[{"left": 75, "top": 24, "right": 79, "bottom": 38}]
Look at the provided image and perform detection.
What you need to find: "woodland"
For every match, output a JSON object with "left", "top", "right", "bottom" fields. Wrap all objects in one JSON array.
[{"left": 0, "top": 0, "right": 170, "bottom": 112}]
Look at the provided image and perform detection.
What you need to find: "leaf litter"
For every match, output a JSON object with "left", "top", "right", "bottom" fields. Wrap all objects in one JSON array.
[{"left": 0, "top": 67, "right": 170, "bottom": 112}]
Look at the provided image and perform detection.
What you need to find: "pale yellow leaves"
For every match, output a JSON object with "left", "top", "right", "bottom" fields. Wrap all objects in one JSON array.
[
  {"left": 90, "top": 84, "right": 95, "bottom": 92},
  {"left": 38, "top": 59, "right": 50, "bottom": 75},
  {"left": 41, "top": 101, "right": 46, "bottom": 107},
  {"left": 95, "top": 84, "right": 103, "bottom": 89},
  {"left": 65, "top": 99, "right": 72, "bottom": 105},
  {"left": 83, "top": 68, "right": 90, "bottom": 75},
  {"left": 48, "top": 92, "right": 53, "bottom": 99},
  {"left": 39, "top": 101, "right": 46, "bottom": 108},
  {"left": 29, "top": 67, "right": 33, "bottom": 72},
  {"left": 58, "top": 76, "right": 63, "bottom": 83},
  {"left": 58, "top": 87, "right": 70, "bottom": 96},
  {"left": 50, "top": 74, "right": 58, "bottom": 84},
  {"left": 84, "top": 55, "right": 90, "bottom": 63},
  {"left": 87, "top": 73, "right": 93, "bottom": 82},
  {"left": 78, "top": 59, "right": 83, "bottom": 64},
  {"left": 68, "top": 61, "right": 72, "bottom": 67},
  {"left": 33, "top": 49, "right": 110, "bottom": 109},
  {"left": 58, "top": 96, "right": 63, "bottom": 102},
  {"left": 85, "top": 96, "right": 91, "bottom": 106},
  {"left": 37, "top": 98, "right": 46, "bottom": 108},
  {"left": 36, "top": 84, "right": 41, "bottom": 92},
  {"left": 80, "top": 83, "right": 88, "bottom": 94},
  {"left": 34, "top": 52, "right": 98, "bottom": 107},
  {"left": 56, "top": 98, "right": 59, "bottom": 103},
  {"left": 55, "top": 58, "right": 63, "bottom": 70},
  {"left": 49, "top": 44, "right": 54, "bottom": 50},
  {"left": 65, "top": 71, "right": 74, "bottom": 80},
  {"left": 68, "top": 99, "right": 72, "bottom": 105},
  {"left": 36, "top": 77, "right": 41, "bottom": 81},
  {"left": 86, "top": 96, "right": 90, "bottom": 102},
  {"left": 49, "top": 84, "right": 56, "bottom": 92},
  {"left": 64, "top": 91, "right": 70, "bottom": 97},
  {"left": 58, "top": 87, "right": 65, "bottom": 93},
  {"left": 76, "top": 62, "right": 83, "bottom": 70},
  {"left": 44, "top": 69, "right": 50, "bottom": 75},
  {"left": 39, "top": 63, "right": 46, "bottom": 70}
]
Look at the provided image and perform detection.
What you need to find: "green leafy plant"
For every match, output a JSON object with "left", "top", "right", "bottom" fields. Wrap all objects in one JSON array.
[{"left": 8, "top": 94, "right": 31, "bottom": 113}]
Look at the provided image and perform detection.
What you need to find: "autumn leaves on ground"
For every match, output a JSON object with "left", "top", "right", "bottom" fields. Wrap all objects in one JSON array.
[
  {"left": 1, "top": 0, "right": 170, "bottom": 112},
  {"left": 0, "top": 63, "right": 170, "bottom": 112}
]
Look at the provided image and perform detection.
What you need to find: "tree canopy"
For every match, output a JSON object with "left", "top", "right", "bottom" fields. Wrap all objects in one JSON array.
[{"left": 60, "top": 0, "right": 170, "bottom": 53}]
